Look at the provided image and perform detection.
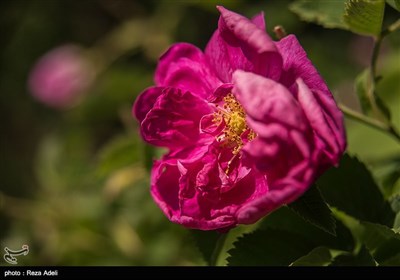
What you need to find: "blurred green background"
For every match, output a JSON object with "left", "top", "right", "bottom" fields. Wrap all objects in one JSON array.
[{"left": 0, "top": 0, "right": 399, "bottom": 265}]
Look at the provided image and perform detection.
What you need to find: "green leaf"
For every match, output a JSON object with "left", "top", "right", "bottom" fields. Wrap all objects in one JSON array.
[
  {"left": 354, "top": 69, "right": 392, "bottom": 119},
  {"left": 227, "top": 229, "right": 314, "bottom": 266},
  {"left": 360, "top": 222, "right": 400, "bottom": 264},
  {"left": 363, "top": 51, "right": 400, "bottom": 158},
  {"left": 288, "top": 185, "right": 336, "bottom": 235},
  {"left": 394, "top": 213, "right": 400, "bottom": 230},
  {"left": 375, "top": 156, "right": 400, "bottom": 198},
  {"left": 317, "top": 154, "right": 395, "bottom": 226},
  {"left": 390, "top": 194, "right": 400, "bottom": 213},
  {"left": 385, "top": 169, "right": 400, "bottom": 198},
  {"left": 260, "top": 207, "right": 354, "bottom": 252},
  {"left": 355, "top": 69, "right": 373, "bottom": 115},
  {"left": 333, "top": 210, "right": 400, "bottom": 265},
  {"left": 386, "top": 0, "right": 400, "bottom": 12},
  {"left": 291, "top": 247, "right": 332, "bottom": 266},
  {"left": 191, "top": 230, "right": 221, "bottom": 265},
  {"left": 290, "top": 0, "right": 348, "bottom": 29},
  {"left": 344, "top": 0, "right": 385, "bottom": 37},
  {"left": 331, "top": 246, "right": 376, "bottom": 266}
]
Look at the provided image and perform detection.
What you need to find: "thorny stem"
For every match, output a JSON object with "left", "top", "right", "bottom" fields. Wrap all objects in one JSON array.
[
  {"left": 210, "top": 232, "right": 228, "bottom": 266},
  {"left": 339, "top": 104, "right": 400, "bottom": 142}
]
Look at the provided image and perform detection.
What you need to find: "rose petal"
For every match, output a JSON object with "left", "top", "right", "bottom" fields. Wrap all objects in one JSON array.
[
  {"left": 205, "top": 6, "right": 282, "bottom": 83},
  {"left": 236, "top": 159, "right": 315, "bottom": 224},
  {"left": 251, "top": 12, "right": 266, "bottom": 30},
  {"left": 141, "top": 87, "right": 211, "bottom": 149},
  {"left": 133, "top": 86, "right": 164, "bottom": 123},
  {"left": 152, "top": 151, "right": 236, "bottom": 231},
  {"left": 177, "top": 150, "right": 237, "bottom": 230},
  {"left": 208, "top": 83, "right": 233, "bottom": 103},
  {"left": 196, "top": 153, "right": 221, "bottom": 194},
  {"left": 233, "top": 71, "right": 314, "bottom": 180},
  {"left": 200, "top": 113, "right": 225, "bottom": 136},
  {"left": 217, "top": 170, "right": 268, "bottom": 221},
  {"left": 167, "top": 138, "right": 214, "bottom": 162},
  {"left": 296, "top": 78, "right": 346, "bottom": 166},
  {"left": 232, "top": 70, "right": 307, "bottom": 130},
  {"left": 218, "top": 153, "right": 252, "bottom": 193},
  {"left": 276, "top": 34, "right": 329, "bottom": 94},
  {"left": 151, "top": 159, "right": 180, "bottom": 220},
  {"left": 155, "top": 43, "right": 221, "bottom": 98},
  {"left": 314, "top": 92, "right": 347, "bottom": 157},
  {"left": 236, "top": 177, "right": 304, "bottom": 224}
]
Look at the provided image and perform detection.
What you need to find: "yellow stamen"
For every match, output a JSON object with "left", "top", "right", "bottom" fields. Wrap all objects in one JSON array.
[{"left": 213, "top": 93, "right": 257, "bottom": 173}]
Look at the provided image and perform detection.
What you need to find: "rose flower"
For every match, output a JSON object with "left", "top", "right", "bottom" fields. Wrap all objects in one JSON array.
[{"left": 133, "top": 6, "right": 346, "bottom": 230}]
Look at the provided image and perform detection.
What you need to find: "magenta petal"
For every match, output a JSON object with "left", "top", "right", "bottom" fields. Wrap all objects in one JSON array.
[
  {"left": 151, "top": 160, "right": 180, "bottom": 220},
  {"left": 218, "top": 156, "right": 252, "bottom": 193},
  {"left": 208, "top": 83, "right": 233, "bottom": 103},
  {"left": 232, "top": 70, "right": 307, "bottom": 130},
  {"left": 237, "top": 157, "right": 316, "bottom": 225},
  {"left": 205, "top": 7, "right": 282, "bottom": 83},
  {"left": 251, "top": 12, "right": 266, "bottom": 30},
  {"left": 233, "top": 71, "right": 314, "bottom": 182},
  {"left": 133, "top": 86, "right": 163, "bottom": 123},
  {"left": 296, "top": 78, "right": 346, "bottom": 166},
  {"left": 141, "top": 88, "right": 211, "bottom": 149},
  {"left": 177, "top": 152, "right": 237, "bottom": 230},
  {"left": 196, "top": 156, "right": 220, "bottom": 193},
  {"left": 155, "top": 43, "right": 221, "bottom": 98},
  {"left": 218, "top": 170, "right": 268, "bottom": 221},
  {"left": 236, "top": 168, "right": 310, "bottom": 224},
  {"left": 200, "top": 114, "right": 225, "bottom": 136},
  {"left": 168, "top": 139, "right": 214, "bottom": 163},
  {"left": 276, "top": 34, "right": 329, "bottom": 94}
]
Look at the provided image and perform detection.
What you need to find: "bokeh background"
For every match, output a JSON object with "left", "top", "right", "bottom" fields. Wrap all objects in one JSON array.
[{"left": 1, "top": 0, "right": 399, "bottom": 265}]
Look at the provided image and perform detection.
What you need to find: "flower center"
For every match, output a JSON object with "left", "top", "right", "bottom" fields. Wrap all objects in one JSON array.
[{"left": 213, "top": 93, "right": 256, "bottom": 155}]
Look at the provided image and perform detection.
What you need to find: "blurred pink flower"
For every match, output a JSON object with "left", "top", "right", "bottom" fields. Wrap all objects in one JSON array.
[
  {"left": 28, "top": 45, "right": 94, "bottom": 109},
  {"left": 133, "top": 6, "right": 346, "bottom": 230}
]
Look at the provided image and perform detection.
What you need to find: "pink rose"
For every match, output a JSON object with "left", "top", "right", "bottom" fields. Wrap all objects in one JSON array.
[
  {"left": 133, "top": 6, "right": 346, "bottom": 230},
  {"left": 28, "top": 45, "right": 94, "bottom": 109}
]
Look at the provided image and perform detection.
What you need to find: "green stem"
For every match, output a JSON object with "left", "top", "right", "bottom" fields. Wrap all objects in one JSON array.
[
  {"left": 368, "top": 19, "right": 400, "bottom": 119},
  {"left": 339, "top": 104, "right": 400, "bottom": 142},
  {"left": 368, "top": 32, "right": 383, "bottom": 120},
  {"left": 210, "top": 232, "right": 228, "bottom": 266},
  {"left": 388, "top": 125, "right": 400, "bottom": 142},
  {"left": 370, "top": 37, "right": 381, "bottom": 85},
  {"left": 358, "top": 18, "right": 400, "bottom": 141},
  {"left": 372, "top": 19, "right": 400, "bottom": 80}
]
